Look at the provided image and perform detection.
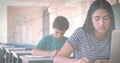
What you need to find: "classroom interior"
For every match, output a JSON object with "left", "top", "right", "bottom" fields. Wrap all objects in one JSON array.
[{"left": 0, "top": 0, "right": 120, "bottom": 63}]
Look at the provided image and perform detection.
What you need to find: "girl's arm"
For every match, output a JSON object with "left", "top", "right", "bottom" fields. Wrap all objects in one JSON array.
[{"left": 54, "top": 41, "right": 90, "bottom": 63}]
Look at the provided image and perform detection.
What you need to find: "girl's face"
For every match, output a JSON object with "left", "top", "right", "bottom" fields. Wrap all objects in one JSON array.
[
  {"left": 92, "top": 9, "right": 110, "bottom": 34},
  {"left": 53, "top": 28, "right": 65, "bottom": 40}
]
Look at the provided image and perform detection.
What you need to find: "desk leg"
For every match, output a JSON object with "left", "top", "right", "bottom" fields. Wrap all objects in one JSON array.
[
  {"left": 12, "top": 55, "right": 16, "bottom": 63},
  {"left": 5, "top": 52, "right": 9, "bottom": 63},
  {"left": 18, "top": 56, "right": 22, "bottom": 63},
  {"left": 8, "top": 52, "right": 12, "bottom": 63}
]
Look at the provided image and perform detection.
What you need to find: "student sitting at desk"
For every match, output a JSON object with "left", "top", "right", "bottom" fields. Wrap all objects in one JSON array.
[
  {"left": 54, "top": 0, "right": 115, "bottom": 63},
  {"left": 32, "top": 16, "right": 69, "bottom": 56}
]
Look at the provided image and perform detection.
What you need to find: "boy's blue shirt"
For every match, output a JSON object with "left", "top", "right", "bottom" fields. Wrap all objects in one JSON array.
[{"left": 36, "top": 34, "right": 67, "bottom": 51}]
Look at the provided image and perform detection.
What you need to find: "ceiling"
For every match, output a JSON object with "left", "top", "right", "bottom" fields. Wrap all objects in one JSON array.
[
  {"left": 0, "top": 0, "right": 94, "bottom": 7},
  {"left": 0, "top": 0, "right": 118, "bottom": 12}
]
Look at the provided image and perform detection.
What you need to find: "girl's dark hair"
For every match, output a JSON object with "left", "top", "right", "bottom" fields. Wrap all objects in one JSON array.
[
  {"left": 53, "top": 16, "right": 69, "bottom": 31},
  {"left": 83, "top": 0, "right": 115, "bottom": 36}
]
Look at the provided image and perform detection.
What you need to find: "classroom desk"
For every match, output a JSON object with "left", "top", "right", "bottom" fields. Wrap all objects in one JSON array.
[
  {"left": 0, "top": 43, "right": 34, "bottom": 63},
  {"left": 0, "top": 47, "right": 4, "bottom": 63},
  {"left": 0, "top": 45, "right": 15, "bottom": 52},
  {"left": 4, "top": 47, "right": 26, "bottom": 63},
  {"left": 5, "top": 48, "right": 26, "bottom": 52},
  {"left": 20, "top": 55, "right": 53, "bottom": 63},
  {"left": 0, "top": 45, "right": 15, "bottom": 63},
  {"left": 11, "top": 50, "right": 32, "bottom": 63}
]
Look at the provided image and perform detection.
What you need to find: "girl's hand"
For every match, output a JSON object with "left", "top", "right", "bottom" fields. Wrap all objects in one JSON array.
[
  {"left": 75, "top": 57, "right": 92, "bottom": 63},
  {"left": 94, "top": 59, "right": 109, "bottom": 63}
]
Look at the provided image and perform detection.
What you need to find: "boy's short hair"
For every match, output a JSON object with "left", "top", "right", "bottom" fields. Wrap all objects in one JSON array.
[{"left": 53, "top": 16, "right": 69, "bottom": 31}]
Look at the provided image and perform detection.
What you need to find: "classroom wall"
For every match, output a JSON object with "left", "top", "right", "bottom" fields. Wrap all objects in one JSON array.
[{"left": 7, "top": 6, "right": 43, "bottom": 44}]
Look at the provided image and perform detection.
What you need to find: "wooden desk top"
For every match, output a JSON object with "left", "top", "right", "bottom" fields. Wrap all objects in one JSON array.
[
  {"left": 20, "top": 55, "right": 53, "bottom": 63},
  {"left": 5, "top": 47, "right": 26, "bottom": 53},
  {"left": 11, "top": 50, "right": 32, "bottom": 57},
  {"left": 0, "top": 45, "right": 14, "bottom": 49},
  {"left": 21, "top": 55, "right": 53, "bottom": 60}
]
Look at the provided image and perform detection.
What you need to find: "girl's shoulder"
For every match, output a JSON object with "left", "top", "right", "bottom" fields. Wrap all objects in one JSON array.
[{"left": 75, "top": 27, "right": 86, "bottom": 34}]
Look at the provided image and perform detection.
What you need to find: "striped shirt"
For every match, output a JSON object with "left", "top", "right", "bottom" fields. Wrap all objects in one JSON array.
[{"left": 68, "top": 27, "right": 110, "bottom": 61}]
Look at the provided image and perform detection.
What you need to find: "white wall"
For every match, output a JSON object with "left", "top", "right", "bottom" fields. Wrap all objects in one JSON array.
[{"left": 0, "top": 1, "right": 7, "bottom": 43}]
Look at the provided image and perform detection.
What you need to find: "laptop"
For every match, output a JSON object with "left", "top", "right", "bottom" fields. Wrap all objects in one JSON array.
[{"left": 110, "top": 30, "right": 120, "bottom": 63}]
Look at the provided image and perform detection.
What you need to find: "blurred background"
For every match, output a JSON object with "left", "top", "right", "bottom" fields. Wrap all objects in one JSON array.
[{"left": 0, "top": 0, "right": 120, "bottom": 45}]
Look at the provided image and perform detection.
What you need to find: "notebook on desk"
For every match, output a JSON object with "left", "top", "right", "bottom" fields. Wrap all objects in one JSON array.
[{"left": 110, "top": 30, "right": 120, "bottom": 63}]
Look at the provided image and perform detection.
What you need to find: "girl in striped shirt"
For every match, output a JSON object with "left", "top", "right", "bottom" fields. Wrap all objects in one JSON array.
[{"left": 54, "top": 0, "right": 115, "bottom": 63}]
